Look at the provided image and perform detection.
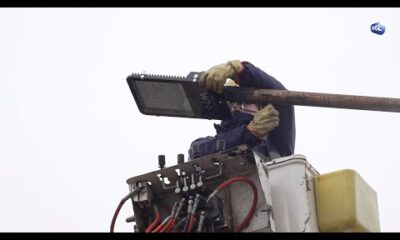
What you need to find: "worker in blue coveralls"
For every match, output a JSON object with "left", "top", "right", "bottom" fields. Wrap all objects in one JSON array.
[{"left": 188, "top": 60, "right": 295, "bottom": 161}]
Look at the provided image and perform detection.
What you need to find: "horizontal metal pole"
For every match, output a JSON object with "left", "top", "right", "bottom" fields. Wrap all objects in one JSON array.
[{"left": 223, "top": 87, "right": 400, "bottom": 113}]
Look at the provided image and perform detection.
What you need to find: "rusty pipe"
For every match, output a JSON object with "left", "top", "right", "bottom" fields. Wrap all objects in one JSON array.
[{"left": 223, "top": 87, "right": 400, "bottom": 113}]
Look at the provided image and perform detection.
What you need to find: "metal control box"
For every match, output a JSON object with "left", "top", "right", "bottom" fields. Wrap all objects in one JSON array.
[{"left": 124, "top": 145, "right": 323, "bottom": 232}]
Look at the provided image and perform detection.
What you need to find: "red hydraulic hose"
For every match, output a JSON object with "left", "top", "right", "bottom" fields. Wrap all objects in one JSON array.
[
  {"left": 163, "top": 198, "right": 185, "bottom": 233},
  {"left": 154, "top": 200, "right": 179, "bottom": 233},
  {"left": 155, "top": 215, "right": 174, "bottom": 233},
  {"left": 152, "top": 223, "right": 164, "bottom": 233},
  {"left": 145, "top": 205, "right": 161, "bottom": 233},
  {"left": 110, "top": 192, "right": 134, "bottom": 233},
  {"left": 152, "top": 216, "right": 171, "bottom": 233},
  {"left": 159, "top": 218, "right": 173, "bottom": 233},
  {"left": 165, "top": 217, "right": 177, "bottom": 232},
  {"left": 187, "top": 194, "right": 200, "bottom": 233},
  {"left": 187, "top": 214, "right": 196, "bottom": 232},
  {"left": 208, "top": 176, "right": 258, "bottom": 233}
]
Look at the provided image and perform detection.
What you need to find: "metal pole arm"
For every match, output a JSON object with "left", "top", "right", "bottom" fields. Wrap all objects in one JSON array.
[{"left": 223, "top": 87, "right": 400, "bottom": 113}]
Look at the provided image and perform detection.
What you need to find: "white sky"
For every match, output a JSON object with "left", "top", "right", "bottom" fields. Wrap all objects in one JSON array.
[{"left": 0, "top": 8, "right": 399, "bottom": 232}]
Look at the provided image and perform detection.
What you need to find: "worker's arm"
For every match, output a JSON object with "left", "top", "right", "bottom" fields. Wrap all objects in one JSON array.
[
  {"left": 197, "top": 60, "right": 295, "bottom": 157},
  {"left": 235, "top": 61, "right": 296, "bottom": 157},
  {"left": 234, "top": 61, "right": 286, "bottom": 90}
]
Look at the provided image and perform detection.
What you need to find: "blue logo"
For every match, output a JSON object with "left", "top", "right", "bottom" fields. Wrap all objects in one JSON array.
[{"left": 371, "top": 22, "right": 385, "bottom": 35}]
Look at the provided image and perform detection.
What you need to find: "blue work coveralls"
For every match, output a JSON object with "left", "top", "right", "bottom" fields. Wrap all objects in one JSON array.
[{"left": 188, "top": 61, "right": 296, "bottom": 160}]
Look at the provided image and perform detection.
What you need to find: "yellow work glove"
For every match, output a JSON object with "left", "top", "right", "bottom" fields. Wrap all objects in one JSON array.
[
  {"left": 199, "top": 60, "right": 243, "bottom": 94},
  {"left": 247, "top": 104, "right": 280, "bottom": 138}
]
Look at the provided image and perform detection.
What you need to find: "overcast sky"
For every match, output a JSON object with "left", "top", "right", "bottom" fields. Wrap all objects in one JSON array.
[{"left": 0, "top": 8, "right": 399, "bottom": 232}]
